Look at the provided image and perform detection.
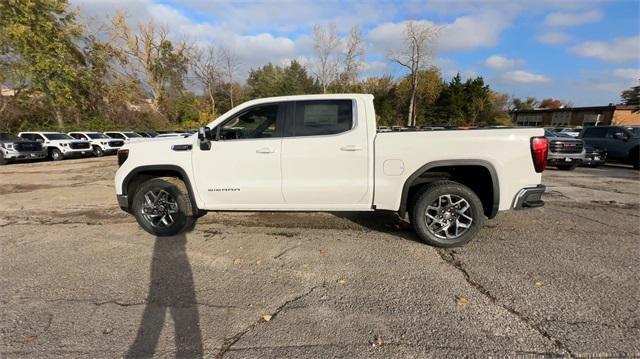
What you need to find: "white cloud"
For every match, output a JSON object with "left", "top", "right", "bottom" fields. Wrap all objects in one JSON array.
[
  {"left": 484, "top": 55, "right": 525, "bottom": 70},
  {"left": 502, "top": 70, "right": 550, "bottom": 83},
  {"left": 536, "top": 31, "right": 572, "bottom": 45},
  {"left": 369, "top": 11, "right": 510, "bottom": 54},
  {"left": 613, "top": 68, "right": 640, "bottom": 81},
  {"left": 544, "top": 10, "right": 603, "bottom": 27},
  {"left": 570, "top": 36, "right": 640, "bottom": 63}
]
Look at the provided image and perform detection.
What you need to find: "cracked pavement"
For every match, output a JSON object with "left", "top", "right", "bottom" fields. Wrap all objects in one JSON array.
[{"left": 1, "top": 157, "right": 639, "bottom": 357}]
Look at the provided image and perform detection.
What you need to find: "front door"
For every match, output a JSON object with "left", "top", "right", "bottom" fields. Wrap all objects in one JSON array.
[{"left": 192, "top": 103, "right": 285, "bottom": 209}]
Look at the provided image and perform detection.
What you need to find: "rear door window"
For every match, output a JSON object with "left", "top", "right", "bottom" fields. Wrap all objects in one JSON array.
[{"left": 292, "top": 100, "right": 353, "bottom": 137}]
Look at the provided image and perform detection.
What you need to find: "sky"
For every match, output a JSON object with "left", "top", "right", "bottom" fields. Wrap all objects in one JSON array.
[{"left": 71, "top": 0, "right": 640, "bottom": 106}]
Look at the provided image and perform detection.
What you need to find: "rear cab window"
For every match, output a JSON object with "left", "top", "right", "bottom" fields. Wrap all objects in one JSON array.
[{"left": 292, "top": 100, "right": 353, "bottom": 137}]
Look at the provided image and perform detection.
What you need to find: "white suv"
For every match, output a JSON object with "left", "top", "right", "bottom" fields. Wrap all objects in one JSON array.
[
  {"left": 18, "top": 132, "right": 92, "bottom": 161},
  {"left": 68, "top": 132, "right": 124, "bottom": 157},
  {"left": 104, "top": 131, "right": 147, "bottom": 143}
]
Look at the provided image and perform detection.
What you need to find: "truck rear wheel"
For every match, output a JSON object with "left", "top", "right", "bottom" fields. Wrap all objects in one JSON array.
[
  {"left": 131, "top": 177, "right": 194, "bottom": 237},
  {"left": 411, "top": 180, "right": 484, "bottom": 248}
]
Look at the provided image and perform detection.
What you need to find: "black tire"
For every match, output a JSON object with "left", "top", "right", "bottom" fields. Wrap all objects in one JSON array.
[
  {"left": 132, "top": 177, "right": 194, "bottom": 237},
  {"left": 50, "top": 148, "right": 63, "bottom": 161},
  {"left": 556, "top": 164, "right": 577, "bottom": 170},
  {"left": 411, "top": 180, "right": 484, "bottom": 248},
  {"left": 0, "top": 152, "right": 8, "bottom": 165},
  {"left": 93, "top": 146, "right": 104, "bottom": 157}
]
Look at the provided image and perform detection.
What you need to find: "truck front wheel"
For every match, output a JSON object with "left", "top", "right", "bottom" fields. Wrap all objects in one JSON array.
[
  {"left": 411, "top": 180, "right": 484, "bottom": 248},
  {"left": 92, "top": 146, "right": 104, "bottom": 157},
  {"left": 131, "top": 177, "right": 195, "bottom": 237}
]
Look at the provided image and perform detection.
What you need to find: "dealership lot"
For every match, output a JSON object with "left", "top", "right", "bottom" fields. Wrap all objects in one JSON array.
[{"left": 1, "top": 158, "right": 639, "bottom": 357}]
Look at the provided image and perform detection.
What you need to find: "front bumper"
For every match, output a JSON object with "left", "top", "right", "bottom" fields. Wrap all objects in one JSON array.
[
  {"left": 547, "top": 152, "right": 584, "bottom": 166},
  {"left": 62, "top": 148, "right": 92, "bottom": 157},
  {"left": 3, "top": 151, "right": 47, "bottom": 160},
  {"left": 513, "top": 185, "right": 545, "bottom": 209},
  {"left": 117, "top": 194, "right": 129, "bottom": 212}
]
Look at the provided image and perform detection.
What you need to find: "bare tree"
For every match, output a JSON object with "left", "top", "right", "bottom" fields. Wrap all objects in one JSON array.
[
  {"left": 390, "top": 21, "right": 438, "bottom": 127},
  {"left": 220, "top": 46, "right": 240, "bottom": 108},
  {"left": 340, "top": 26, "right": 364, "bottom": 90},
  {"left": 312, "top": 23, "right": 340, "bottom": 93},
  {"left": 192, "top": 45, "right": 222, "bottom": 115},
  {"left": 110, "top": 13, "right": 190, "bottom": 108}
]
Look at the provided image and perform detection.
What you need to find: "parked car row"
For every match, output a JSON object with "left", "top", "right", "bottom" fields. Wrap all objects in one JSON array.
[
  {"left": 545, "top": 125, "right": 639, "bottom": 170},
  {"left": 0, "top": 130, "right": 194, "bottom": 165}
]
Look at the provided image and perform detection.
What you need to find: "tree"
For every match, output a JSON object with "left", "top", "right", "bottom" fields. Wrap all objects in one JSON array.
[
  {"left": 192, "top": 45, "right": 222, "bottom": 115},
  {"left": 246, "top": 60, "right": 318, "bottom": 99},
  {"left": 397, "top": 68, "right": 443, "bottom": 126},
  {"left": 110, "top": 13, "right": 190, "bottom": 110},
  {"left": 621, "top": 82, "right": 640, "bottom": 105},
  {"left": 390, "top": 21, "right": 438, "bottom": 127},
  {"left": 539, "top": 98, "right": 564, "bottom": 109},
  {"left": 312, "top": 23, "right": 340, "bottom": 94},
  {"left": 220, "top": 46, "right": 240, "bottom": 108},
  {"left": 435, "top": 74, "right": 465, "bottom": 126},
  {"left": 0, "top": 0, "right": 97, "bottom": 127},
  {"left": 462, "top": 76, "right": 490, "bottom": 125},
  {"left": 359, "top": 76, "right": 398, "bottom": 126},
  {"left": 510, "top": 97, "right": 538, "bottom": 111},
  {"left": 338, "top": 26, "right": 364, "bottom": 91}
]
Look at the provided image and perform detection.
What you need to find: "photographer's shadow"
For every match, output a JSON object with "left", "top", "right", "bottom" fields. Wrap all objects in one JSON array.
[{"left": 126, "top": 234, "right": 203, "bottom": 358}]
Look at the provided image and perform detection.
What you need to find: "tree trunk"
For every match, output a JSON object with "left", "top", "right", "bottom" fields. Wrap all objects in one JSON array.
[
  {"left": 407, "top": 72, "right": 418, "bottom": 127},
  {"left": 229, "top": 85, "right": 234, "bottom": 108},
  {"left": 55, "top": 108, "right": 64, "bottom": 128},
  {"left": 208, "top": 87, "right": 216, "bottom": 115},
  {"left": 75, "top": 112, "right": 81, "bottom": 126}
]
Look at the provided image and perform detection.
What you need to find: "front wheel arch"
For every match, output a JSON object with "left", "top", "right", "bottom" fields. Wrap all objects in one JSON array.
[{"left": 122, "top": 165, "right": 202, "bottom": 216}]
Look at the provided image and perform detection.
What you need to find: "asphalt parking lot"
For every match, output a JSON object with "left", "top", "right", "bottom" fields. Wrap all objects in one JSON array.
[{"left": 1, "top": 157, "right": 639, "bottom": 357}]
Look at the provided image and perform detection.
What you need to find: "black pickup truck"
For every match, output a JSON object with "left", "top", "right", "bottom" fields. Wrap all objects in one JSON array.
[
  {"left": 580, "top": 126, "right": 640, "bottom": 170},
  {"left": 0, "top": 132, "right": 47, "bottom": 165}
]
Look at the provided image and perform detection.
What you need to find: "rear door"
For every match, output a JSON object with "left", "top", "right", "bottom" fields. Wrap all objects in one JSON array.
[
  {"left": 581, "top": 127, "right": 607, "bottom": 150},
  {"left": 281, "top": 99, "right": 371, "bottom": 209}
]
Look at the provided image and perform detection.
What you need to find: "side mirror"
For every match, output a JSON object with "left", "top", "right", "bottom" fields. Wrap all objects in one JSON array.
[
  {"left": 198, "top": 127, "right": 212, "bottom": 151},
  {"left": 198, "top": 127, "right": 211, "bottom": 140}
]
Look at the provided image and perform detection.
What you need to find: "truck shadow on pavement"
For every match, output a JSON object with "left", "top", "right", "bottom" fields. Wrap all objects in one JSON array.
[
  {"left": 332, "top": 211, "right": 423, "bottom": 244},
  {"left": 125, "top": 234, "right": 204, "bottom": 358}
]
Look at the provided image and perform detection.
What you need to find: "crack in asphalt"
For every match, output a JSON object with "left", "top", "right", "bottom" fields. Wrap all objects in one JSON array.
[
  {"left": 4, "top": 296, "right": 241, "bottom": 309},
  {"left": 436, "top": 249, "right": 573, "bottom": 356},
  {"left": 215, "top": 283, "right": 324, "bottom": 359}
]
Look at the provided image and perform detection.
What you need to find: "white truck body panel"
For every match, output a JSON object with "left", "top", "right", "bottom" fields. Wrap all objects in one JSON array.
[{"left": 373, "top": 129, "right": 543, "bottom": 211}]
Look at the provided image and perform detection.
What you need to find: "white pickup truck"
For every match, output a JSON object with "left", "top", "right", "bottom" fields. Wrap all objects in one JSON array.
[{"left": 115, "top": 94, "right": 548, "bottom": 247}]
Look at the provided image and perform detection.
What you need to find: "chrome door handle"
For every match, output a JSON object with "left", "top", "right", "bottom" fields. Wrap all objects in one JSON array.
[
  {"left": 340, "top": 145, "right": 362, "bottom": 151},
  {"left": 256, "top": 147, "right": 275, "bottom": 154}
]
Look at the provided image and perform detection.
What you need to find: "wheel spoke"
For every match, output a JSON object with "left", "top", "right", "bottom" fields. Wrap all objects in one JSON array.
[{"left": 424, "top": 193, "right": 473, "bottom": 240}]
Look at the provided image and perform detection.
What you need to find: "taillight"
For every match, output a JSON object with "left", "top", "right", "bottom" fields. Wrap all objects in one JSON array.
[{"left": 530, "top": 137, "right": 549, "bottom": 173}]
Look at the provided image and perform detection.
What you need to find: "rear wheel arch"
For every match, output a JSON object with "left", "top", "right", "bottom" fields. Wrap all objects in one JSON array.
[
  {"left": 399, "top": 160, "right": 499, "bottom": 219},
  {"left": 122, "top": 165, "right": 202, "bottom": 216}
]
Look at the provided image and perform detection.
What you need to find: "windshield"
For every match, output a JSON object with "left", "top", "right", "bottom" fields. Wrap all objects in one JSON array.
[
  {"left": 0, "top": 133, "right": 21, "bottom": 141},
  {"left": 545, "top": 130, "right": 573, "bottom": 138},
  {"left": 625, "top": 127, "right": 640, "bottom": 137},
  {"left": 124, "top": 132, "right": 142, "bottom": 138},
  {"left": 44, "top": 133, "right": 73, "bottom": 140},
  {"left": 87, "top": 133, "right": 109, "bottom": 139}
]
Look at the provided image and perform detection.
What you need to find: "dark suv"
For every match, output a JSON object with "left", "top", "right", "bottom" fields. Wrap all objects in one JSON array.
[{"left": 580, "top": 126, "right": 640, "bottom": 169}]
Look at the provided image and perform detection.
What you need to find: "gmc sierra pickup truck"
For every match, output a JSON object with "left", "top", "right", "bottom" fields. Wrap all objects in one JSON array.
[{"left": 115, "top": 94, "right": 547, "bottom": 247}]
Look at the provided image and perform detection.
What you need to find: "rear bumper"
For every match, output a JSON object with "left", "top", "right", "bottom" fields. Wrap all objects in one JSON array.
[
  {"left": 117, "top": 194, "right": 129, "bottom": 212},
  {"left": 512, "top": 185, "right": 545, "bottom": 209}
]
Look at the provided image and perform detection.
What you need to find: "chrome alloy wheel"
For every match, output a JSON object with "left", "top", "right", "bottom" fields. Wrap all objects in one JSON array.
[
  {"left": 425, "top": 194, "right": 473, "bottom": 240},
  {"left": 141, "top": 189, "right": 179, "bottom": 228}
]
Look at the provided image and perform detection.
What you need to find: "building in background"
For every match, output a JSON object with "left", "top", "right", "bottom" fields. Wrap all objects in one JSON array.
[{"left": 511, "top": 105, "right": 640, "bottom": 127}]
